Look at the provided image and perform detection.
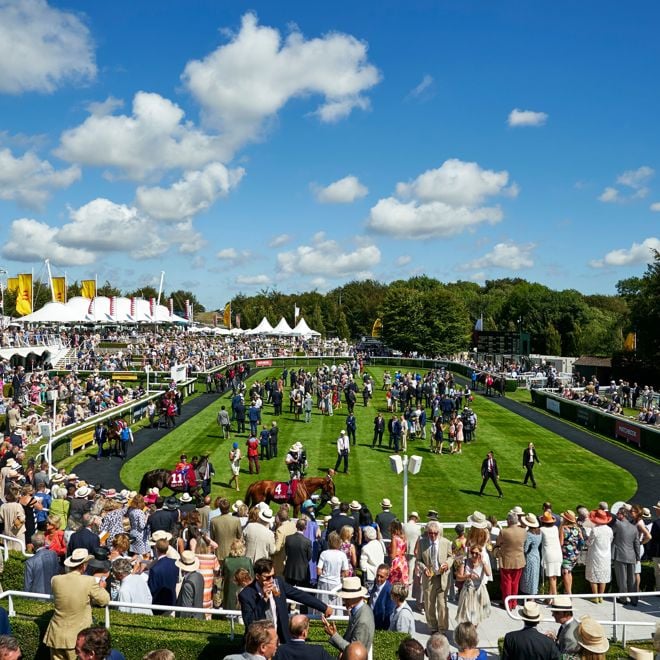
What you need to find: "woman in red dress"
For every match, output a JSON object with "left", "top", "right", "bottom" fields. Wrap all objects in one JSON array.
[{"left": 388, "top": 520, "right": 409, "bottom": 585}]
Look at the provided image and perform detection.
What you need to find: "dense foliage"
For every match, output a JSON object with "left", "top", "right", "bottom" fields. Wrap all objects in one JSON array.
[{"left": 228, "top": 276, "right": 632, "bottom": 357}]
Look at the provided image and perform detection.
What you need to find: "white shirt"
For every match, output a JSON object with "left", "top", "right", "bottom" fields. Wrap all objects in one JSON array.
[{"left": 337, "top": 435, "right": 349, "bottom": 453}]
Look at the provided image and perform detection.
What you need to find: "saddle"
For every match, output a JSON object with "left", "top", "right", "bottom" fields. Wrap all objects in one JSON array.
[
  {"left": 168, "top": 469, "right": 197, "bottom": 489},
  {"left": 272, "top": 479, "right": 299, "bottom": 503}
]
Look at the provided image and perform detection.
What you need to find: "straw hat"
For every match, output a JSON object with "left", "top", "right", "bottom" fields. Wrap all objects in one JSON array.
[
  {"left": 641, "top": 507, "right": 652, "bottom": 520},
  {"left": 628, "top": 647, "right": 653, "bottom": 659},
  {"left": 180, "top": 493, "right": 193, "bottom": 503},
  {"left": 336, "top": 576, "right": 368, "bottom": 600},
  {"left": 381, "top": 498, "right": 392, "bottom": 508},
  {"left": 653, "top": 501, "right": 660, "bottom": 511},
  {"left": 64, "top": 548, "right": 92, "bottom": 568},
  {"left": 75, "top": 486, "right": 92, "bottom": 498},
  {"left": 467, "top": 511, "right": 488, "bottom": 529},
  {"left": 549, "top": 595, "right": 573, "bottom": 611},
  {"left": 51, "top": 474, "right": 66, "bottom": 484},
  {"left": 329, "top": 496, "right": 340, "bottom": 506},
  {"left": 259, "top": 508, "right": 274, "bottom": 523},
  {"left": 576, "top": 616, "right": 609, "bottom": 654},
  {"left": 409, "top": 511, "right": 419, "bottom": 520},
  {"left": 511, "top": 505, "right": 524, "bottom": 515},
  {"left": 149, "top": 530, "right": 173, "bottom": 545},
  {"left": 104, "top": 488, "right": 118, "bottom": 499},
  {"left": 349, "top": 500, "right": 361, "bottom": 511},
  {"left": 518, "top": 601, "right": 542, "bottom": 621},
  {"left": 175, "top": 550, "right": 200, "bottom": 572},
  {"left": 5, "top": 459, "right": 19, "bottom": 469},
  {"left": 589, "top": 509, "right": 613, "bottom": 525},
  {"left": 561, "top": 510, "right": 577, "bottom": 524},
  {"left": 231, "top": 499, "right": 244, "bottom": 513},
  {"left": 522, "top": 513, "right": 539, "bottom": 528},
  {"left": 539, "top": 511, "right": 556, "bottom": 525}
]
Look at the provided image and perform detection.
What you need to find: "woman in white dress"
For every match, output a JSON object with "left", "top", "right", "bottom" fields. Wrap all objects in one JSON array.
[
  {"left": 585, "top": 509, "right": 614, "bottom": 602},
  {"left": 228, "top": 442, "right": 242, "bottom": 492},
  {"left": 455, "top": 544, "right": 491, "bottom": 626},
  {"left": 317, "top": 531, "right": 349, "bottom": 613},
  {"left": 539, "top": 511, "right": 562, "bottom": 595}
]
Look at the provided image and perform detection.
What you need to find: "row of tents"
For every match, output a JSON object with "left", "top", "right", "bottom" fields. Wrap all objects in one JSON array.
[{"left": 11, "top": 297, "right": 322, "bottom": 337}]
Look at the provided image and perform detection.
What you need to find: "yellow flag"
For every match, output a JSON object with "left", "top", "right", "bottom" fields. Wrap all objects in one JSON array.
[
  {"left": 16, "top": 273, "right": 33, "bottom": 316},
  {"left": 223, "top": 302, "right": 231, "bottom": 328},
  {"left": 372, "top": 318, "right": 383, "bottom": 337},
  {"left": 81, "top": 279, "right": 96, "bottom": 299},
  {"left": 51, "top": 276, "right": 66, "bottom": 303},
  {"left": 7, "top": 277, "right": 18, "bottom": 294},
  {"left": 623, "top": 332, "right": 636, "bottom": 352}
]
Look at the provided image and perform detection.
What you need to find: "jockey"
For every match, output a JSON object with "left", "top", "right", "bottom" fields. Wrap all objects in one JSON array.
[
  {"left": 174, "top": 454, "right": 191, "bottom": 477},
  {"left": 285, "top": 443, "right": 304, "bottom": 480}
]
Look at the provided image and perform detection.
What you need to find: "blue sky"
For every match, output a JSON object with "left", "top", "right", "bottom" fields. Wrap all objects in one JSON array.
[{"left": 1, "top": 0, "right": 659, "bottom": 309}]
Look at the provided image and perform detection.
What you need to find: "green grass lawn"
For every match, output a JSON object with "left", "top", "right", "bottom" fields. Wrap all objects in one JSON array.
[{"left": 120, "top": 365, "right": 636, "bottom": 521}]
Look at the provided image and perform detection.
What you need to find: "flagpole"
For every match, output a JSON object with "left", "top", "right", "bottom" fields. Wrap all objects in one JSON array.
[
  {"left": 156, "top": 270, "right": 165, "bottom": 307},
  {"left": 45, "top": 259, "right": 55, "bottom": 302}
]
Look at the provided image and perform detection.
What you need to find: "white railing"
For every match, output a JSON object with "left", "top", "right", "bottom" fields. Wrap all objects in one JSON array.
[
  {"left": 0, "top": 535, "right": 31, "bottom": 561},
  {"left": 504, "top": 591, "right": 660, "bottom": 646}
]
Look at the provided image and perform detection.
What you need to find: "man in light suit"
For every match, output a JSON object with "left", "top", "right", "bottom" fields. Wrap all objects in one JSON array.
[
  {"left": 274, "top": 614, "right": 334, "bottom": 660},
  {"left": 24, "top": 532, "right": 59, "bottom": 595},
  {"left": 243, "top": 508, "right": 276, "bottom": 563},
  {"left": 416, "top": 521, "right": 453, "bottom": 633},
  {"left": 44, "top": 549, "right": 110, "bottom": 660},
  {"left": 612, "top": 506, "right": 640, "bottom": 605},
  {"left": 223, "top": 620, "right": 279, "bottom": 660},
  {"left": 549, "top": 596, "right": 580, "bottom": 656},
  {"left": 210, "top": 497, "right": 243, "bottom": 563},
  {"left": 322, "top": 576, "right": 375, "bottom": 656},
  {"left": 494, "top": 512, "right": 527, "bottom": 611}
]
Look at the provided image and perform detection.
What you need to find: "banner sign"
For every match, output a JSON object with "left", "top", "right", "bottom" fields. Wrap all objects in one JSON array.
[
  {"left": 546, "top": 398, "right": 561, "bottom": 414},
  {"left": 576, "top": 408, "right": 590, "bottom": 426},
  {"left": 256, "top": 359, "right": 273, "bottom": 367},
  {"left": 614, "top": 420, "right": 641, "bottom": 446},
  {"left": 170, "top": 364, "right": 187, "bottom": 382}
]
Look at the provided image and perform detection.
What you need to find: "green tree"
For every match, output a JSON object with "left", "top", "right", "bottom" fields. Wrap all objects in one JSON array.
[
  {"left": 97, "top": 281, "right": 122, "bottom": 297},
  {"left": 336, "top": 309, "right": 350, "bottom": 340},
  {"left": 126, "top": 286, "right": 159, "bottom": 300},
  {"left": 309, "top": 304, "right": 326, "bottom": 337},
  {"left": 545, "top": 323, "right": 562, "bottom": 356},
  {"left": 169, "top": 289, "right": 206, "bottom": 313}
]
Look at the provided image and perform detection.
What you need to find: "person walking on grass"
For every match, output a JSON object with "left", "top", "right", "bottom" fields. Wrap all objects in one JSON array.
[{"left": 229, "top": 442, "right": 242, "bottom": 492}]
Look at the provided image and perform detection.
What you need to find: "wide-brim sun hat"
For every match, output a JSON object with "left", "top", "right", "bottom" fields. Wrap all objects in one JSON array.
[
  {"left": 467, "top": 511, "right": 488, "bottom": 528},
  {"left": 576, "top": 616, "right": 610, "bottom": 654},
  {"left": 180, "top": 493, "right": 193, "bottom": 503},
  {"left": 259, "top": 508, "right": 274, "bottom": 523},
  {"left": 561, "top": 510, "right": 577, "bottom": 524},
  {"left": 149, "top": 530, "right": 173, "bottom": 545},
  {"left": 539, "top": 511, "right": 556, "bottom": 524},
  {"left": 589, "top": 509, "right": 613, "bottom": 525},
  {"left": 349, "top": 500, "right": 361, "bottom": 511},
  {"left": 336, "top": 576, "right": 368, "bottom": 600},
  {"left": 522, "top": 513, "right": 540, "bottom": 528},
  {"left": 64, "top": 548, "right": 92, "bottom": 568},
  {"left": 75, "top": 486, "right": 91, "bottom": 498},
  {"left": 381, "top": 498, "right": 392, "bottom": 508},
  {"left": 176, "top": 550, "right": 200, "bottom": 572}
]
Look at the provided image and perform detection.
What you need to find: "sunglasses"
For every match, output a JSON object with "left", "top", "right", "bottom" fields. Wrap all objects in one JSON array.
[{"left": 258, "top": 573, "right": 275, "bottom": 581}]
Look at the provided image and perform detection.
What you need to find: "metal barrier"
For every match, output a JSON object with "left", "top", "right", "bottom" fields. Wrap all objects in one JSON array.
[
  {"left": 504, "top": 591, "right": 660, "bottom": 646},
  {"left": 0, "top": 534, "right": 31, "bottom": 561}
]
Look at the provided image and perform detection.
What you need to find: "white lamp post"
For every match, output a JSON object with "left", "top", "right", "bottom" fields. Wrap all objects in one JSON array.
[
  {"left": 389, "top": 454, "right": 423, "bottom": 521},
  {"left": 145, "top": 364, "right": 151, "bottom": 393}
]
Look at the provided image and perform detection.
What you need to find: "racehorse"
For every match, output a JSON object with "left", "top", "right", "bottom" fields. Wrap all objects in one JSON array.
[
  {"left": 139, "top": 455, "right": 209, "bottom": 498},
  {"left": 245, "top": 471, "right": 335, "bottom": 516}
]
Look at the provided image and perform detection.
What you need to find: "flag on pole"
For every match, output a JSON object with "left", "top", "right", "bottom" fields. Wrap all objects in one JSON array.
[
  {"left": 223, "top": 302, "right": 231, "bottom": 328},
  {"left": 7, "top": 277, "right": 18, "bottom": 294},
  {"left": 51, "top": 276, "right": 66, "bottom": 303},
  {"left": 16, "top": 273, "right": 33, "bottom": 316},
  {"left": 474, "top": 315, "right": 484, "bottom": 331},
  {"left": 294, "top": 305, "right": 300, "bottom": 320},
  {"left": 168, "top": 298, "right": 173, "bottom": 318},
  {"left": 81, "top": 279, "right": 96, "bottom": 299},
  {"left": 623, "top": 332, "right": 637, "bottom": 352},
  {"left": 371, "top": 318, "right": 383, "bottom": 337},
  {"left": 185, "top": 299, "right": 191, "bottom": 321},
  {"left": 235, "top": 313, "right": 241, "bottom": 329}
]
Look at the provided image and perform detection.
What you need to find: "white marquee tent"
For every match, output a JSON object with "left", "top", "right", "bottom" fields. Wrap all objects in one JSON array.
[
  {"left": 271, "top": 317, "right": 294, "bottom": 335},
  {"left": 292, "top": 317, "right": 321, "bottom": 337},
  {"left": 245, "top": 317, "right": 275, "bottom": 335}
]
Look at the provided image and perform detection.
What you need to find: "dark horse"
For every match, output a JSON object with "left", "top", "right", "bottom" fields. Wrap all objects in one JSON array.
[
  {"left": 139, "top": 456, "right": 208, "bottom": 498},
  {"left": 245, "top": 472, "right": 335, "bottom": 516}
]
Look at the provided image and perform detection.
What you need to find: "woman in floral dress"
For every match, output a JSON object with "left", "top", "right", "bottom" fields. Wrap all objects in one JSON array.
[
  {"left": 519, "top": 513, "right": 542, "bottom": 596},
  {"left": 388, "top": 520, "right": 409, "bottom": 585},
  {"left": 559, "top": 510, "right": 584, "bottom": 595}
]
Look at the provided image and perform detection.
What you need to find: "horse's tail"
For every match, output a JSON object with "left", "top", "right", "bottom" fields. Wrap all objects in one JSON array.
[
  {"left": 138, "top": 472, "right": 151, "bottom": 496},
  {"left": 244, "top": 482, "right": 255, "bottom": 508}
]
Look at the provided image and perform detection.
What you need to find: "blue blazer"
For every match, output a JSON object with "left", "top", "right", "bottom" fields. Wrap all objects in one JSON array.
[
  {"left": 370, "top": 581, "right": 395, "bottom": 630},
  {"left": 147, "top": 557, "right": 179, "bottom": 608},
  {"left": 24, "top": 548, "right": 60, "bottom": 595}
]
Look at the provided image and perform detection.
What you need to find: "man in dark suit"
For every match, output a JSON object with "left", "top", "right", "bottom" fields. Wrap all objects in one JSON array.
[
  {"left": 375, "top": 499, "right": 396, "bottom": 540},
  {"left": 240, "top": 558, "right": 332, "bottom": 644},
  {"left": 346, "top": 413, "right": 357, "bottom": 446},
  {"left": 67, "top": 513, "right": 101, "bottom": 556},
  {"left": 372, "top": 413, "right": 385, "bottom": 447},
  {"left": 326, "top": 502, "right": 358, "bottom": 538},
  {"left": 24, "top": 532, "right": 59, "bottom": 595},
  {"left": 274, "top": 614, "right": 333, "bottom": 660},
  {"left": 94, "top": 423, "right": 108, "bottom": 460},
  {"left": 522, "top": 442, "right": 541, "bottom": 488},
  {"left": 479, "top": 450, "right": 503, "bottom": 497},
  {"left": 284, "top": 519, "right": 312, "bottom": 588},
  {"left": 147, "top": 538, "right": 179, "bottom": 614},
  {"left": 368, "top": 564, "right": 395, "bottom": 630},
  {"left": 502, "top": 601, "right": 560, "bottom": 659}
]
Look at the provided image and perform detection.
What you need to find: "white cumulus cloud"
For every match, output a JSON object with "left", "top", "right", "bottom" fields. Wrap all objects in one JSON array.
[
  {"left": 269, "top": 234, "right": 291, "bottom": 248},
  {"left": 598, "top": 187, "right": 620, "bottom": 203},
  {"left": 406, "top": 74, "right": 434, "bottom": 100},
  {"left": 589, "top": 237, "right": 660, "bottom": 268},
  {"left": 650, "top": 202, "right": 660, "bottom": 212},
  {"left": 507, "top": 108, "right": 548, "bottom": 127},
  {"left": 136, "top": 162, "right": 245, "bottom": 221},
  {"left": 217, "top": 247, "right": 251, "bottom": 263},
  {"left": 617, "top": 165, "right": 654, "bottom": 189},
  {"left": 182, "top": 12, "right": 380, "bottom": 155},
  {"left": 313, "top": 175, "right": 368, "bottom": 204},
  {"left": 396, "top": 255, "right": 412, "bottom": 267},
  {"left": 599, "top": 166, "right": 654, "bottom": 203},
  {"left": 465, "top": 242, "right": 535, "bottom": 270},
  {"left": 0, "top": 0, "right": 96, "bottom": 94},
  {"left": 277, "top": 238, "right": 380, "bottom": 278},
  {"left": 56, "top": 92, "right": 228, "bottom": 180},
  {"left": 0, "top": 148, "right": 80, "bottom": 209},
  {"left": 368, "top": 159, "right": 514, "bottom": 239},
  {"left": 1, "top": 217, "right": 94, "bottom": 265},
  {"left": 235, "top": 274, "right": 270, "bottom": 286}
]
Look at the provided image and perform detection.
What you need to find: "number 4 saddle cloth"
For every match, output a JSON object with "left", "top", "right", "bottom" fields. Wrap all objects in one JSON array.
[{"left": 272, "top": 479, "right": 300, "bottom": 503}]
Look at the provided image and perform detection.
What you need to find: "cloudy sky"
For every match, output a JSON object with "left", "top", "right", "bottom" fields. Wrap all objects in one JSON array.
[{"left": 1, "top": 0, "right": 658, "bottom": 309}]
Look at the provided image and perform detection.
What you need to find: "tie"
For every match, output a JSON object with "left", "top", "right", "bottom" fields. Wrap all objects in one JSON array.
[{"left": 430, "top": 542, "right": 437, "bottom": 571}]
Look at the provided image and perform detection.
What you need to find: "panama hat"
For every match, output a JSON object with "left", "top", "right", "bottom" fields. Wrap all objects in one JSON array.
[
  {"left": 259, "top": 508, "right": 274, "bottom": 523},
  {"left": 349, "top": 500, "right": 361, "bottom": 511},
  {"left": 381, "top": 498, "right": 392, "bottom": 508},
  {"left": 549, "top": 595, "right": 573, "bottom": 611},
  {"left": 175, "top": 550, "right": 200, "bottom": 572},
  {"left": 104, "top": 488, "right": 117, "bottom": 499},
  {"left": 75, "top": 485, "right": 91, "bottom": 498},
  {"left": 231, "top": 499, "right": 244, "bottom": 513},
  {"left": 641, "top": 507, "right": 652, "bottom": 520},
  {"left": 522, "top": 513, "right": 540, "bottom": 528},
  {"left": 653, "top": 501, "right": 660, "bottom": 510},
  {"left": 467, "top": 511, "right": 488, "bottom": 529},
  {"left": 576, "top": 616, "right": 609, "bottom": 654},
  {"left": 561, "top": 510, "right": 577, "bottom": 524},
  {"left": 330, "top": 496, "right": 340, "bottom": 506},
  {"left": 427, "top": 509, "right": 439, "bottom": 520},
  {"left": 180, "top": 493, "right": 193, "bottom": 503},
  {"left": 518, "top": 601, "right": 542, "bottom": 621},
  {"left": 589, "top": 509, "right": 612, "bottom": 525},
  {"left": 628, "top": 647, "right": 653, "bottom": 659},
  {"left": 51, "top": 474, "right": 66, "bottom": 484},
  {"left": 336, "top": 576, "right": 368, "bottom": 600},
  {"left": 409, "top": 511, "right": 419, "bottom": 519},
  {"left": 64, "top": 548, "right": 92, "bottom": 568},
  {"left": 149, "top": 530, "right": 173, "bottom": 545},
  {"left": 511, "top": 505, "right": 524, "bottom": 515}
]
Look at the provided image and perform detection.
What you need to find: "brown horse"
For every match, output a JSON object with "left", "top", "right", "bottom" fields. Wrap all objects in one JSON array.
[
  {"left": 139, "top": 456, "right": 208, "bottom": 498},
  {"left": 245, "top": 472, "right": 335, "bottom": 516}
]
